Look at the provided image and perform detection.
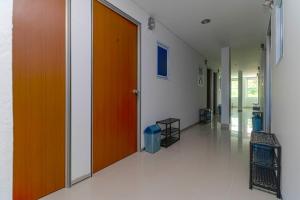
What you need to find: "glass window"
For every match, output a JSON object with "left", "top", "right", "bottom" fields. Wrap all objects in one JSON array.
[
  {"left": 231, "top": 79, "right": 238, "bottom": 98},
  {"left": 247, "top": 78, "right": 258, "bottom": 98}
]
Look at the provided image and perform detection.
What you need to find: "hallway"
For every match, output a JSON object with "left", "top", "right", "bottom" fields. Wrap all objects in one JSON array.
[
  {"left": 42, "top": 110, "right": 275, "bottom": 200},
  {"left": 2, "top": 0, "right": 300, "bottom": 199}
]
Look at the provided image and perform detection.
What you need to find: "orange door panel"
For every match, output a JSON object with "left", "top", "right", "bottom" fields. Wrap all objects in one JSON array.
[
  {"left": 93, "top": 1, "right": 138, "bottom": 173},
  {"left": 13, "top": 0, "right": 66, "bottom": 199}
]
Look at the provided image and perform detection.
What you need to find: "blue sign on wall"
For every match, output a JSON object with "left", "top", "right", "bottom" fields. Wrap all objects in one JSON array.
[{"left": 157, "top": 43, "right": 168, "bottom": 78}]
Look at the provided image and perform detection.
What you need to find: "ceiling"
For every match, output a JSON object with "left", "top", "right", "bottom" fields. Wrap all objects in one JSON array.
[
  {"left": 132, "top": 0, "right": 270, "bottom": 76},
  {"left": 231, "top": 46, "right": 261, "bottom": 77}
]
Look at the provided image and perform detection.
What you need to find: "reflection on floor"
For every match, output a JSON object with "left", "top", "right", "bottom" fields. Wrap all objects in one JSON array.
[
  {"left": 42, "top": 109, "right": 276, "bottom": 200},
  {"left": 231, "top": 108, "right": 253, "bottom": 138}
]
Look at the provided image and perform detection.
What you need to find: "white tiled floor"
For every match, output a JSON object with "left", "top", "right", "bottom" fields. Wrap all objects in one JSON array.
[{"left": 42, "top": 110, "right": 276, "bottom": 200}]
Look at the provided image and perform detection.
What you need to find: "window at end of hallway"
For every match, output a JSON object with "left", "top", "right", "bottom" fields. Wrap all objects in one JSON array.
[
  {"left": 231, "top": 79, "right": 238, "bottom": 98},
  {"left": 247, "top": 78, "right": 258, "bottom": 98}
]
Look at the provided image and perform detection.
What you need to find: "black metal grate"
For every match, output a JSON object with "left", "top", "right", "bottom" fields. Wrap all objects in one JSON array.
[
  {"left": 250, "top": 132, "right": 282, "bottom": 199},
  {"left": 160, "top": 136, "right": 180, "bottom": 148},
  {"left": 253, "top": 147, "right": 278, "bottom": 168},
  {"left": 252, "top": 166, "right": 277, "bottom": 192},
  {"left": 156, "top": 118, "right": 180, "bottom": 148},
  {"left": 161, "top": 127, "right": 180, "bottom": 136},
  {"left": 251, "top": 133, "right": 280, "bottom": 147}
]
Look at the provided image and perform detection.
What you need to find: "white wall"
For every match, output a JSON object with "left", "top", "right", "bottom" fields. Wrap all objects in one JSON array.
[
  {"left": 142, "top": 21, "right": 206, "bottom": 133},
  {"left": 71, "top": 0, "right": 92, "bottom": 183},
  {"left": 270, "top": 0, "right": 300, "bottom": 199},
  {"left": 221, "top": 47, "right": 231, "bottom": 125},
  {"left": 0, "top": 1, "right": 13, "bottom": 199},
  {"left": 70, "top": 0, "right": 206, "bottom": 181}
]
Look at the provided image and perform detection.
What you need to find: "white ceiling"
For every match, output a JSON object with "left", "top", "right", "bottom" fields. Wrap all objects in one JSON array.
[
  {"left": 231, "top": 46, "right": 261, "bottom": 77},
  {"left": 132, "top": 0, "right": 270, "bottom": 76}
]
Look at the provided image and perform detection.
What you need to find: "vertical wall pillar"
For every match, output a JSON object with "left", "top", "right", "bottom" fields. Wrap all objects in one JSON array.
[
  {"left": 71, "top": 0, "right": 92, "bottom": 184},
  {"left": 238, "top": 70, "right": 243, "bottom": 112},
  {"left": 221, "top": 47, "right": 231, "bottom": 128},
  {"left": 264, "top": 35, "right": 271, "bottom": 132},
  {"left": 0, "top": 1, "right": 13, "bottom": 199}
]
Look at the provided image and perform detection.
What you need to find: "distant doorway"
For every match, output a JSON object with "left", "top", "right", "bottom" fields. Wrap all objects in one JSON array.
[
  {"left": 207, "top": 69, "right": 212, "bottom": 109},
  {"left": 213, "top": 72, "right": 218, "bottom": 114}
]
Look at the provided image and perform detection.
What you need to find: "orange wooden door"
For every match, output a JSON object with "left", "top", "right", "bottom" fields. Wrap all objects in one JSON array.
[
  {"left": 13, "top": 0, "right": 66, "bottom": 199},
  {"left": 93, "top": 1, "right": 138, "bottom": 173}
]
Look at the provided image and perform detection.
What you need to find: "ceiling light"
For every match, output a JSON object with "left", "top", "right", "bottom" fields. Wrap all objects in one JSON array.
[{"left": 201, "top": 19, "right": 211, "bottom": 24}]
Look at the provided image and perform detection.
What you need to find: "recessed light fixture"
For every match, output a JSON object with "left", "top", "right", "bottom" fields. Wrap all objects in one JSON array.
[{"left": 201, "top": 18, "right": 211, "bottom": 24}]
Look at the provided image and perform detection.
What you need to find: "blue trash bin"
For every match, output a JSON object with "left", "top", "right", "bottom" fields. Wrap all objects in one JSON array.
[
  {"left": 144, "top": 125, "right": 161, "bottom": 153},
  {"left": 252, "top": 132, "right": 274, "bottom": 165},
  {"left": 253, "top": 145, "right": 274, "bottom": 165},
  {"left": 252, "top": 114, "right": 262, "bottom": 132},
  {"left": 206, "top": 109, "right": 212, "bottom": 121}
]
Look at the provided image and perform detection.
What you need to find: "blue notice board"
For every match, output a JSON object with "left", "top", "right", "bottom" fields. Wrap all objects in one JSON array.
[{"left": 157, "top": 43, "right": 168, "bottom": 78}]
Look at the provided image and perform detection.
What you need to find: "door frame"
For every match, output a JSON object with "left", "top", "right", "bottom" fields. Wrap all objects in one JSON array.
[
  {"left": 91, "top": 0, "right": 142, "bottom": 176},
  {"left": 65, "top": 0, "right": 72, "bottom": 188}
]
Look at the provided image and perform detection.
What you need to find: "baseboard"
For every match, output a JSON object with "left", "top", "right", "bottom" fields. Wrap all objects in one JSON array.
[
  {"left": 71, "top": 173, "right": 91, "bottom": 186},
  {"left": 181, "top": 122, "right": 200, "bottom": 132}
]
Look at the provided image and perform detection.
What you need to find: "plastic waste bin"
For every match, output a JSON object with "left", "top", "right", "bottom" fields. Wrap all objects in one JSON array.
[
  {"left": 252, "top": 114, "right": 262, "bottom": 132},
  {"left": 144, "top": 125, "right": 161, "bottom": 153},
  {"left": 253, "top": 131, "right": 274, "bottom": 165},
  {"left": 252, "top": 115, "right": 273, "bottom": 165},
  {"left": 253, "top": 144, "right": 274, "bottom": 165},
  {"left": 206, "top": 109, "right": 212, "bottom": 121}
]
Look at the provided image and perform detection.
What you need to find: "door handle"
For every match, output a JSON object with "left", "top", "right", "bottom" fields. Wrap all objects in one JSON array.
[{"left": 132, "top": 89, "right": 139, "bottom": 96}]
